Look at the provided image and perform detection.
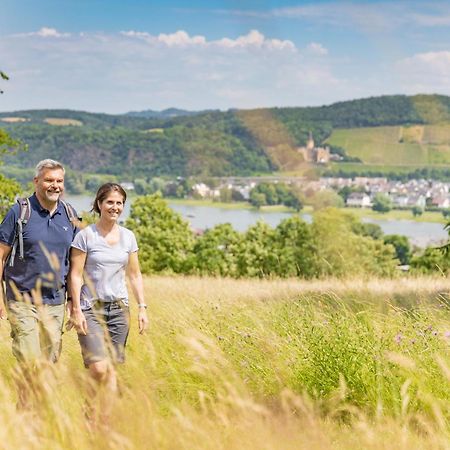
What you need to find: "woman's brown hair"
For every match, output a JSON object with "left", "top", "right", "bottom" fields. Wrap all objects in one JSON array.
[{"left": 92, "top": 183, "right": 127, "bottom": 215}]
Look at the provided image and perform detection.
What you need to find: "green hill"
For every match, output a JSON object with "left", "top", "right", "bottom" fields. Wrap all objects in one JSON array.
[
  {"left": 2, "top": 94, "right": 450, "bottom": 179},
  {"left": 326, "top": 123, "right": 450, "bottom": 166}
]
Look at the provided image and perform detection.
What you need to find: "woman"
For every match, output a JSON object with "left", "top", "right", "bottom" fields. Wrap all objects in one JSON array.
[{"left": 69, "top": 183, "right": 148, "bottom": 419}]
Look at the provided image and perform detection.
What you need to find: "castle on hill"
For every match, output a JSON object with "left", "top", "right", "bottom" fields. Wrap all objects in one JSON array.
[{"left": 297, "top": 132, "right": 330, "bottom": 164}]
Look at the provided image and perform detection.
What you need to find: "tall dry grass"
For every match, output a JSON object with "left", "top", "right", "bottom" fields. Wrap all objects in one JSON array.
[{"left": 0, "top": 275, "right": 448, "bottom": 449}]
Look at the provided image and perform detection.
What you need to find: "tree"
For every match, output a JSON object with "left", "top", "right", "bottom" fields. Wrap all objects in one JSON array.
[
  {"left": 410, "top": 247, "right": 450, "bottom": 275},
  {"left": 383, "top": 234, "right": 411, "bottom": 265},
  {"left": 192, "top": 223, "right": 241, "bottom": 276},
  {"left": 134, "top": 178, "right": 149, "bottom": 195},
  {"left": 273, "top": 216, "right": 318, "bottom": 278},
  {"left": 218, "top": 187, "right": 232, "bottom": 203},
  {"left": 0, "top": 174, "right": 22, "bottom": 219},
  {"left": 412, "top": 206, "right": 424, "bottom": 217},
  {"left": 0, "top": 70, "right": 9, "bottom": 94},
  {"left": 352, "top": 222, "right": 384, "bottom": 240},
  {"left": 235, "top": 221, "right": 278, "bottom": 277},
  {"left": 311, "top": 208, "right": 397, "bottom": 277},
  {"left": 249, "top": 190, "right": 267, "bottom": 208},
  {"left": 125, "top": 193, "right": 194, "bottom": 273},
  {"left": 372, "top": 193, "right": 392, "bottom": 213},
  {"left": 0, "top": 70, "right": 27, "bottom": 205},
  {"left": 283, "top": 192, "right": 303, "bottom": 211},
  {"left": 309, "top": 189, "right": 344, "bottom": 210}
]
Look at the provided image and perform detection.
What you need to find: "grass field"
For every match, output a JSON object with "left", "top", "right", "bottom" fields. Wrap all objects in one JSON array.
[
  {"left": 0, "top": 117, "right": 29, "bottom": 123},
  {"left": 43, "top": 118, "right": 83, "bottom": 126},
  {"left": 0, "top": 276, "right": 449, "bottom": 449},
  {"left": 326, "top": 124, "right": 450, "bottom": 166}
]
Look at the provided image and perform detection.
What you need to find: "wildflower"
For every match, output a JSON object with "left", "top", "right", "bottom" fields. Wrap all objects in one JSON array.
[
  {"left": 444, "top": 331, "right": 450, "bottom": 339},
  {"left": 395, "top": 333, "right": 403, "bottom": 344},
  {"left": 432, "top": 331, "right": 438, "bottom": 336},
  {"left": 410, "top": 339, "right": 416, "bottom": 345}
]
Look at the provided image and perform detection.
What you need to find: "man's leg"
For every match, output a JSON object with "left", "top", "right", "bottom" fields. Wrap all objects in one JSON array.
[
  {"left": 7, "top": 301, "right": 42, "bottom": 409},
  {"left": 7, "top": 301, "right": 41, "bottom": 362},
  {"left": 39, "top": 303, "right": 65, "bottom": 363}
]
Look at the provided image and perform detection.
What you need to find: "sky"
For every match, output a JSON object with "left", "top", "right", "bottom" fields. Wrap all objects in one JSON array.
[{"left": 1, "top": 0, "right": 450, "bottom": 114}]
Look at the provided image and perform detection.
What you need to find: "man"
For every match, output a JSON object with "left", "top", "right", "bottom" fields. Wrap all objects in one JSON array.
[{"left": 0, "top": 159, "right": 77, "bottom": 364}]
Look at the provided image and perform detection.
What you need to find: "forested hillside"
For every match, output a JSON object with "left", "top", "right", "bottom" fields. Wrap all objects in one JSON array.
[{"left": 2, "top": 94, "right": 450, "bottom": 178}]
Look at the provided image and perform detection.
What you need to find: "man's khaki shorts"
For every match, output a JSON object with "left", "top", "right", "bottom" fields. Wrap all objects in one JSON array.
[{"left": 7, "top": 301, "right": 65, "bottom": 363}]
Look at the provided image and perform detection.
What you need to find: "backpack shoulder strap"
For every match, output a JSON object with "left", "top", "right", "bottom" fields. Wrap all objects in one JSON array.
[
  {"left": 8, "top": 197, "right": 32, "bottom": 267},
  {"left": 59, "top": 199, "right": 81, "bottom": 229}
]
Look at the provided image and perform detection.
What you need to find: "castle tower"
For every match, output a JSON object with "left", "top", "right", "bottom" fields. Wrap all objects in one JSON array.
[{"left": 306, "top": 131, "right": 315, "bottom": 150}]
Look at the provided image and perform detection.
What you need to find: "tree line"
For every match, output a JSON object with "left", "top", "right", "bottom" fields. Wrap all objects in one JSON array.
[
  {"left": 124, "top": 194, "right": 449, "bottom": 278},
  {"left": 2, "top": 94, "right": 450, "bottom": 180}
]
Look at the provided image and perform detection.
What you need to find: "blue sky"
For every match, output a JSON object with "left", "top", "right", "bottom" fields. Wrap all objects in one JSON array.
[{"left": 1, "top": 0, "right": 450, "bottom": 113}]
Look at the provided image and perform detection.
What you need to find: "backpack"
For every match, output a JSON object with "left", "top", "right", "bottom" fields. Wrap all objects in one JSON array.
[{"left": 8, "top": 197, "right": 79, "bottom": 268}]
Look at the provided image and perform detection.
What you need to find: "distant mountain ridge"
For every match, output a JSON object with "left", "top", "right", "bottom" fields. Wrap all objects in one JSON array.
[
  {"left": 1, "top": 94, "right": 450, "bottom": 179},
  {"left": 125, "top": 107, "right": 217, "bottom": 118}
]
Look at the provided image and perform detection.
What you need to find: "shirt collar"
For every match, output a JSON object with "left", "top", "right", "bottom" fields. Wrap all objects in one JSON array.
[{"left": 30, "top": 193, "right": 63, "bottom": 215}]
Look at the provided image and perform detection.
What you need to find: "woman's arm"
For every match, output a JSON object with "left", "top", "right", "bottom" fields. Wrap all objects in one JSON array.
[
  {"left": 68, "top": 247, "right": 88, "bottom": 335},
  {"left": 126, "top": 251, "right": 148, "bottom": 334}
]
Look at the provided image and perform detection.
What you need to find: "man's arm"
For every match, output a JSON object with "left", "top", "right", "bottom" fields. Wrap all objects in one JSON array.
[{"left": 0, "top": 242, "right": 11, "bottom": 320}]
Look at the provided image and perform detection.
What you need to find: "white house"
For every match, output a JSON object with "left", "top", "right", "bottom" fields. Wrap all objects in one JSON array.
[
  {"left": 430, "top": 196, "right": 450, "bottom": 209},
  {"left": 391, "top": 194, "right": 409, "bottom": 208},
  {"left": 346, "top": 192, "right": 372, "bottom": 208},
  {"left": 192, "top": 183, "right": 212, "bottom": 198}
]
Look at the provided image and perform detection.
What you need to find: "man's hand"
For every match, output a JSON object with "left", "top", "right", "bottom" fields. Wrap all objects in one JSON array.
[
  {"left": 0, "top": 304, "right": 7, "bottom": 321},
  {"left": 138, "top": 309, "right": 149, "bottom": 334}
]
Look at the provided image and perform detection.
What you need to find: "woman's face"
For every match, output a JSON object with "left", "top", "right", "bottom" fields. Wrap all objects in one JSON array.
[{"left": 98, "top": 190, "right": 124, "bottom": 221}]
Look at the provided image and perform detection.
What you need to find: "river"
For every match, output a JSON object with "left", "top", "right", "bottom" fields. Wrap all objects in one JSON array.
[{"left": 65, "top": 195, "right": 448, "bottom": 248}]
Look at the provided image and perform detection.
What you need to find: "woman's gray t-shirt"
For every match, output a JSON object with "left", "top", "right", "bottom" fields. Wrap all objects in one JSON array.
[{"left": 71, "top": 224, "right": 138, "bottom": 309}]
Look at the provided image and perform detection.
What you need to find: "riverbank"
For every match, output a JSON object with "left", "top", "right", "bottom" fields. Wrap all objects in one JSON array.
[
  {"left": 68, "top": 194, "right": 448, "bottom": 224},
  {"left": 66, "top": 194, "right": 449, "bottom": 247},
  {"left": 168, "top": 198, "right": 448, "bottom": 224}
]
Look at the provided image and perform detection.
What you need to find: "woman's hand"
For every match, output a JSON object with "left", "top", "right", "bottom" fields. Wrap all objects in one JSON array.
[
  {"left": 138, "top": 308, "right": 149, "bottom": 334},
  {"left": 69, "top": 305, "right": 88, "bottom": 335}
]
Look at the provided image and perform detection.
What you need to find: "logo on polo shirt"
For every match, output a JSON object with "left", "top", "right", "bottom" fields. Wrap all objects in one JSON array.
[{"left": 63, "top": 226, "right": 68, "bottom": 231}]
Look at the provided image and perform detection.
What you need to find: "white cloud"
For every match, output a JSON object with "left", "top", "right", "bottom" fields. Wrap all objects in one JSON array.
[
  {"left": 157, "top": 30, "right": 206, "bottom": 46},
  {"left": 37, "top": 27, "right": 69, "bottom": 37},
  {"left": 17, "top": 27, "right": 71, "bottom": 38},
  {"left": 305, "top": 42, "right": 328, "bottom": 56},
  {"left": 223, "top": 2, "right": 450, "bottom": 31},
  {"left": 398, "top": 51, "right": 450, "bottom": 81},
  {"left": 395, "top": 51, "right": 450, "bottom": 95},
  {"left": 121, "top": 29, "right": 295, "bottom": 51},
  {"left": 0, "top": 27, "right": 352, "bottom": 113},
  {"left": 215, "top": 30, "right": 295, "bottom": 50}
]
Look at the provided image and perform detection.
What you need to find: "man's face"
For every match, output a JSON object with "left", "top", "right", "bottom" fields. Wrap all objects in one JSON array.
[{"left": 34, "top": 168, "right": 65, "bottom": 204}]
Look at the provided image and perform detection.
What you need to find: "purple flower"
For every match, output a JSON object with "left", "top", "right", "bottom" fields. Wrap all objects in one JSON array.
[
  {"left": 395, "top": 334, "right": 403, "bottom": 344},
  {"left": 444, "top": 331, "right": 450, "bottom": 339}
]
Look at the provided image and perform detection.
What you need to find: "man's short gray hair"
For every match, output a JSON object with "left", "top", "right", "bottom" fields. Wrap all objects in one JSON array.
[{"left": 34, "top": 159, "right": 65, "bottom": 178}]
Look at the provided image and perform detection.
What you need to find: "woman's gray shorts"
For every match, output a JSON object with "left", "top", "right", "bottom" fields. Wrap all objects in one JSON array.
[{"left": 78, "top": 300, "right": 130, "bottom": 367}]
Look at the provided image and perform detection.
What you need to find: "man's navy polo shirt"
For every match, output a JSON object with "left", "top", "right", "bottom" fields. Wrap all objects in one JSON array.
[{"left": 0, "top": 194, "right": 78, "bottom": 305}]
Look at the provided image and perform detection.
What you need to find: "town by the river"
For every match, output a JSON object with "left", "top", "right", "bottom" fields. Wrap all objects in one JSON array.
[{"left": 66, "top": 195, "right": 448, "bottom": 248}]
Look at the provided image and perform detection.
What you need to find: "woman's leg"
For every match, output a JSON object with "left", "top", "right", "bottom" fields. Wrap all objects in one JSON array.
[
  {"left": 78, "top": 306, "right": 116, "bottom": 427},
  {"left": 86, "top": 359, "right": 117, "bottom": 427}
]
